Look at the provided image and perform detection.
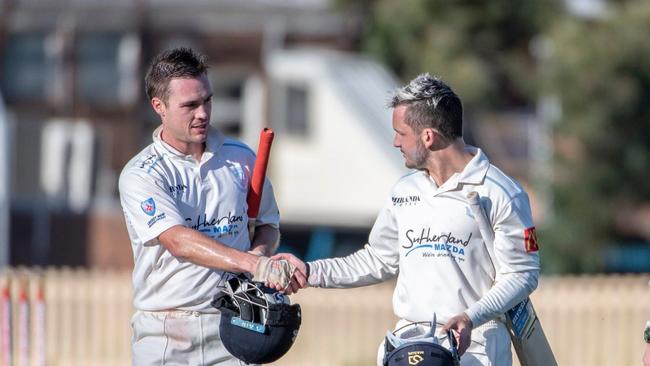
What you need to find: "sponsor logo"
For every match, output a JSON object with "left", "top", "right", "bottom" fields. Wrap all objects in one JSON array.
[
  {"left": 168, "top": 184, "right": 188, "bottom": 197},
  {"left": 140, "top": 198, "right": 156, "bottom": 216},
  {"left": 185, "top": 212, "right": 244, "bottom": 238},
  {"left": 273, "top": 292, "right": 285, "bottom": 302},
  {"left": 392, "top": 195, "right": 421, "bottom": 207},
  {"left": 138, "top": 154, "right": 164, "bottom": 173},
  {"left": 524, "top": 227, "right": 539, "bottom": 253},
  {"left": 231, "top": 316, "right": 266, "bottom": 334},
  {"left": 138, "top": 154, "right": 157, "bottom": 169},
  {"left": 408, "top": 351, "right": 424, "bottom": 365},
  {"left": 403, "top": 228, "right": 472, "bottom": 259},
  {"left": 507, "top": 298, "right": 531, "bottom": 337},
  {"left": 147, "top": 212, "right": 166, "bottom": 228}
]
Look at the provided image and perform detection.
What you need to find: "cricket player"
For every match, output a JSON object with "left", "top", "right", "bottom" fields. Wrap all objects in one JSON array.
[
  {"left": 119, "top": 47, "right": 294, "bottom": 365},
  {"left": 276, "top": 74, "right": 541, "bottom": 366}
]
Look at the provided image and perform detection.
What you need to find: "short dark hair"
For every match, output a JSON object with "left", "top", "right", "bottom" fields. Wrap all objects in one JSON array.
[
  {"left": 144, "top": 47, "right": 209, "bottom": 102},
  {"left": 390, "top": 74, "right": 463, "bottom": 140}
]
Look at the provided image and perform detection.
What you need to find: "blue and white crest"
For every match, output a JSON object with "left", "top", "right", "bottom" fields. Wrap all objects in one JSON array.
[
  {"left": 140, "top": 198, "right": 156, "bottom": 216},
  {"left": 230, "top": 162, "right": 245, "bottom": 181},
  {"left": 226, "top": 161, "right": 248, "bottom": 191}
]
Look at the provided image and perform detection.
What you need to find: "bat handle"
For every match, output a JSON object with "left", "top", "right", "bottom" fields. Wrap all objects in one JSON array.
[
  {"left": 248, "top": 218, "right": 256, "bottom": 242},
  {"left": 466, "top": 191, "right": 480, "bottom": 205}
]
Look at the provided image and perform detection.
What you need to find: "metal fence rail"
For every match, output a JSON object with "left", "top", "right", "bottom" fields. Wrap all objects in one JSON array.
[{"left": 1, "top": 268, "right": 649, "bottom": 366}]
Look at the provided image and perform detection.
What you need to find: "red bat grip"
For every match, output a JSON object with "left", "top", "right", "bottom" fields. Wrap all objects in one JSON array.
[{"left": 247, "top": 128, "right": 274, "bottom": 219}]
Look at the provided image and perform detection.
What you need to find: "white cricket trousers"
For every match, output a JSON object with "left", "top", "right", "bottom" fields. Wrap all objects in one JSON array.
[
  {"left": 132, "top": 310, "right": 255, "bottom": 366},
  {"left": 377, "top": 319, "right": 511, "bottom": 366}
]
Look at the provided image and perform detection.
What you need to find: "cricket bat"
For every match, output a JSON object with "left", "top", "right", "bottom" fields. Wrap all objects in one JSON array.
[
  {"left": 466, "top": 191, "right": 557, "bottom": 366},
  {"left": 247, "top": 128, "right": 274, "bottom": 240}
]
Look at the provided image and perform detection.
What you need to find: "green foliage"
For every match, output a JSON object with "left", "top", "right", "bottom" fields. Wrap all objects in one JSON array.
[
  {"left": 356, "top": 0, "right": 561, "bottom": 110},
  {"left": 340, "top": 0, "right": 650, "bottom": 273},
  {"left": 543, "top": 1, "right": 650, "bottom": 272}
]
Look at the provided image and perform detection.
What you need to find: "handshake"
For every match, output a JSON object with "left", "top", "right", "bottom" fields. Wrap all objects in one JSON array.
[{"left": 251, "top": 253, "right": 308, "bottom": 294}]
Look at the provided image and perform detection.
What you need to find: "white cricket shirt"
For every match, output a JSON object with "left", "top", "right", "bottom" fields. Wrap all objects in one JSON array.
[
  {"left": 308, "top": 147, "right": 539, "bottom": 326},
  {"left": 119, "top": 126, "right": 279, "bottom": 312}
]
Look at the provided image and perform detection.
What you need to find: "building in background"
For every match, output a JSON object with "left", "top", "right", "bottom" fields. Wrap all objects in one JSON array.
[
  {"left": 2, "top": 0, "right": 568, "bottom": 270},
  {"left": 0, "top": 0, "right": 412, "bottom": 268}
]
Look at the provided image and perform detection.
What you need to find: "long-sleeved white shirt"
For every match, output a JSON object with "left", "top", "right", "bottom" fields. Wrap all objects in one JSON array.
[{"left": 308, "top": 147, "right": 539, "bottom": 327}]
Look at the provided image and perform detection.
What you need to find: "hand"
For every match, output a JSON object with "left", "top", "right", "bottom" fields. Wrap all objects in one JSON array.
[
  {"left": 441, "top": 312, "right": 473, "bottom": 356},
  {"left": 644, "top": 343, "right": 650, "bottom": 366},
  {"left": 271, "top": 253, "right": 308, "bottom": 294},
  {"left": 251, "top": 256, "right": 295, "bottom": 290}
]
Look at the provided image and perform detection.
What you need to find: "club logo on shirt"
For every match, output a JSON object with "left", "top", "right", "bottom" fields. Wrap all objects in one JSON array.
[
  {"left": 226, "top": 161, "right": 249, "bottom": 191},
  {"left": 140, "top": 197, "right": 166, "bottom": 227},
  {"left": 392, "top": 195, "right": 421, "bottom": 207},
  {"left": 524, "top": 227, "right": 539, "bottom": 253},
  {"left": 403, "top": 228, "right": 472, "bottom": 260},
  {"left": 141, "top": 198, "right": 156, "bottom": 216}
]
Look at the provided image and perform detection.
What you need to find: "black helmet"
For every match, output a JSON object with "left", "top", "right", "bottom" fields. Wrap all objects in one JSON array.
[
  {"left": 383, "top": 315, "right": 460, "bottom": 366},
  {"left": 211, "top": 275, "right": 301, "bottom": 365}
]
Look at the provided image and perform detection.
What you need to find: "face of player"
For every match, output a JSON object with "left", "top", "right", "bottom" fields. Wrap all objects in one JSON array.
[
  {"left": 392, "top": 105, "right": 428, "bottom": 170},
  {"left": 152, "top": 74, "right": 213, "bottom": 157}
]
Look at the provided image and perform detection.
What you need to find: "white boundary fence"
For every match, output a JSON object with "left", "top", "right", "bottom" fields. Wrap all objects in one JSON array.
[{"left": 1, "top": 268, "right": 649, "bottom": 366}]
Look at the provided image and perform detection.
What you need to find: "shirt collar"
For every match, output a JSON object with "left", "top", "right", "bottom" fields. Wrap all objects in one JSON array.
[
  {"left": 456, "top": 145, "right": 490, "bottom": 185},
  {"left": 430, "top": 146, "right": 490, "bottom": 195},
  {"left": 152, "top": 125, "right": 225, "bottom": 159}
]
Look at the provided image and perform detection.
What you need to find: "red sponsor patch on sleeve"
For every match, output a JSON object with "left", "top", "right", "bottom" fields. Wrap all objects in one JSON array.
[{"left": 524, "top": 227, "right": 539, "bottom": 253}]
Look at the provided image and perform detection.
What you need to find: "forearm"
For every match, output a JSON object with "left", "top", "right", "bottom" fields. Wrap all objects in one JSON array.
[
  {"left": 249, "top": 224, "right": 280, "bottom": 256},
  {"left": 158, "top": 225, "right": 259, "bottom": 273},
  {"left": 465, "top": 270, "right": 539, "bottom": 327},
  {"left": 308, "top": 244, "right": 398, "bottom": 288}
]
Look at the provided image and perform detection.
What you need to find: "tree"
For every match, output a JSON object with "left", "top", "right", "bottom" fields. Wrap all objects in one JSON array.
[
  {"left": 339, "top": 0, "right": 650, "bottom": 273},
  {"left": 543, "top": 0, "right": 650, "bottom": 272},
  {"left": 344, "top": 0, "right": 561, "bottom": 110}
]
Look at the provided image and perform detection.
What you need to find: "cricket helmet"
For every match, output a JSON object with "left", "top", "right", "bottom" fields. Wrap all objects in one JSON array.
[
  {"left": 383, "top": 315, "right": 460, "bottom": 366},
  {"left": 211, "top": 275, "right": 301, "bottom": 364}
]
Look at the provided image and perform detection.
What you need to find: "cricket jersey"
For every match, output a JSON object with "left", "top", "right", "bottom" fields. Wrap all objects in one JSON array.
[
  {"left": 308, "top": 146, "right": 540, "bottom": 326},
  {"left": 119, "top": 125, "right": 279, "bottom": 313}
]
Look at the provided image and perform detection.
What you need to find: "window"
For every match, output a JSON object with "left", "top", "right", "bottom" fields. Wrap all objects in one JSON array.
[
  {"left": 1, "top": 33, "right": 47, "bottom": 101},
  {"left": 270, "top": 82, "right": 310, "bottom": 137},
  {"left": 76, "top": 33, "right": 122, "bottom": 104},
  {"left": 209, "top": 67, "right": 246, "bottom": 137},
  {"left": 285, "top": 85, "right": 308, "bottom": 136}
]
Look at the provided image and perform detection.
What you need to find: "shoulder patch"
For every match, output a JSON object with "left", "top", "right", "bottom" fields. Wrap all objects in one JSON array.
[
  {"left": 140, "top": 197, "right": 156, "bottom": 216},
  {"left": 524, "top": 227, "right": 539, "bottom": 253}
]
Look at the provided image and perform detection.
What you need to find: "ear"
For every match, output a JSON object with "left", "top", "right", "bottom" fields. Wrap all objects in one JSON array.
[
  {"left": 420, "top": 128, "right": 436, "bottom": 149},
  {"left": 151, "top": 97, "right": 166, "bottom": 118}
]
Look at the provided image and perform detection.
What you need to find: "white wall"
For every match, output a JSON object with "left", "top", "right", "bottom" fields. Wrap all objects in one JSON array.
[{"left": 260, "top": 49, "right": 407, "bottom": 227}]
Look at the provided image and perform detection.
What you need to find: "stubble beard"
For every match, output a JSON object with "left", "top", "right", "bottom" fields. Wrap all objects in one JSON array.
[{"left": 404, "top": 140, "right": 429, "bottom": 170}]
